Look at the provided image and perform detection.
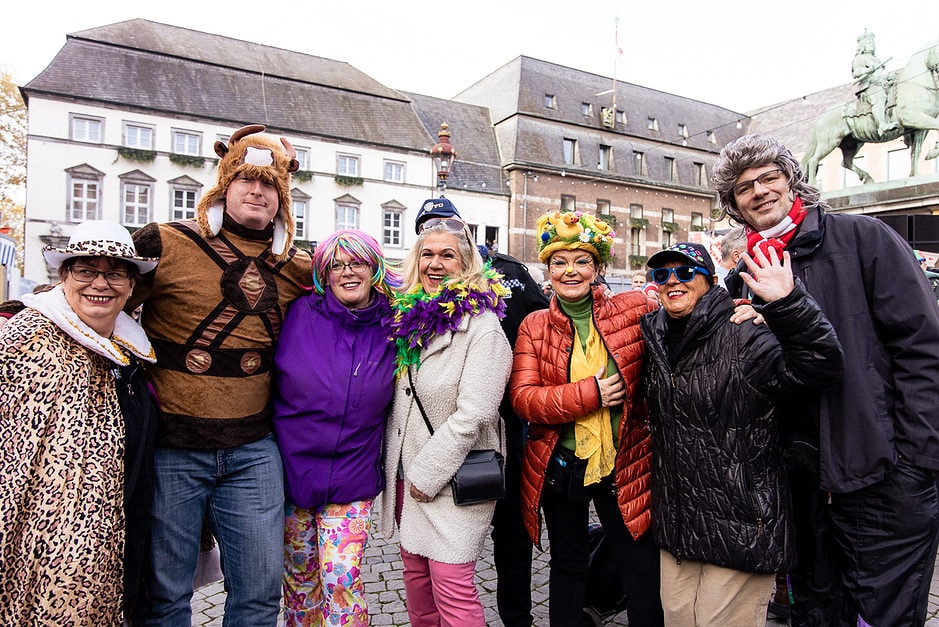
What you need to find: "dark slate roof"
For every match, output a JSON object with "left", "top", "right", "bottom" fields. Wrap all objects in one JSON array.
[
  {"left": 23, "top": 19, "right": 434, "bottom": 151},
  {"left": 456, "top": 56, "right": 748, "bottom": 160},
  {"left": 405, "top": 92, "right": 507, "bottom": 196},
  {"left": 747, "top": 82, "right": 857, "bottom": 155},
  {"left": 70, "top": 19, "right": 404, "bottom": 100}
]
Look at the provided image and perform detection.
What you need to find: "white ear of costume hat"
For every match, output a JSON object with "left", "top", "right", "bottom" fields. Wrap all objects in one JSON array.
[
  {"left": 195, "top": 124, "right": 298, "bottom": 261},
  {"left": 207, "top": 202, "right": 224, "bottom": 236}
]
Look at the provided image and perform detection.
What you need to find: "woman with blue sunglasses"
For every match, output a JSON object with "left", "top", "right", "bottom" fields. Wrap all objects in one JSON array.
[{"left": 639, "top": 242, "right": 843, "bottom": 626}]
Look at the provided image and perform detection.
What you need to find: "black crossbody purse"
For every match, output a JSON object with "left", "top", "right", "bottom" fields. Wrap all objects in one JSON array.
[{"left": 407, "top": 367, "right": 506, "bottom": 505}]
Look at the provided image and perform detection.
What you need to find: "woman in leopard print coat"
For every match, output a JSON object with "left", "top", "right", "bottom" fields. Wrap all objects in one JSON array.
[{"left": 0, "top": 221, "right": 158, "bottom": 625}]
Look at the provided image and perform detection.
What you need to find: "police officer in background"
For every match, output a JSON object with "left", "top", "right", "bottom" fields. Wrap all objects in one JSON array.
[{"left": 478, "top": 242, "right": 548, "bottom": 627}]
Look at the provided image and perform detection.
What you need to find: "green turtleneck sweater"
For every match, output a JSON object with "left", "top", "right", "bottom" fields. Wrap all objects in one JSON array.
[{"left": 556, "top": 294, "right": 622, "bottom": 451}]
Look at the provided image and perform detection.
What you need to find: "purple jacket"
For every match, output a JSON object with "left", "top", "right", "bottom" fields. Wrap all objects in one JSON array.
[{"left": 273, "top": 288, "right": 396, "bottom": 509}]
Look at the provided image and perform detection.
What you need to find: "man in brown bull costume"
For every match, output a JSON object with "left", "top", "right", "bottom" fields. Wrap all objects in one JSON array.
[{"left": 129, "top": 125, "right": 312, "bottom": 626}]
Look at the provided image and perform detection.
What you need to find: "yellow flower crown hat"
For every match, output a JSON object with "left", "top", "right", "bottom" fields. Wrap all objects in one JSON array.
[{"left": 536, "top": 210, "right": 616, "bottom": 263}]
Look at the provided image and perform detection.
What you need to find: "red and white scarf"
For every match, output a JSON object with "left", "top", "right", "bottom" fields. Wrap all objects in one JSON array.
[{"left": 745, "top": 197, "right": 806, "bottom": 265}]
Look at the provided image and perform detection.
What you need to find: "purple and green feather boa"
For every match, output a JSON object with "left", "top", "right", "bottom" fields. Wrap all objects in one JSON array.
[{"left": 390, "top": 266, "right": 507, "bottom": 376}]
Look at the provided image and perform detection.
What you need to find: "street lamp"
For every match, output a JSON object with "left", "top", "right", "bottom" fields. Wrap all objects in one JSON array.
[{"left": 430, "top": 123, "right": 457, "bottom": 196}]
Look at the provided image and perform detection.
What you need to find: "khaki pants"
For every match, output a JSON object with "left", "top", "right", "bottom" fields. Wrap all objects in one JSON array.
[{"left": 659, "top": 549, "right": 774, "bottom": 626}]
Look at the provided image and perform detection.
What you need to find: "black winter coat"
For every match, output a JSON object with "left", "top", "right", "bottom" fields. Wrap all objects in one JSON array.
[
  {"left": 114, "top": 360, "right": 159, "bottom": 622},
  {"left": 640, "top": 283, "right": 843, "bottom": 573},
  {"left": 487, "top": 252, "right": 549, "bottom": 454},
  {"left": 726, "top": 205, "right": 939, "bottom": 491}
]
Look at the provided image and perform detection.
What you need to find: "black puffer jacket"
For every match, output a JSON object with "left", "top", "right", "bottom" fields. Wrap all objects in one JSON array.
[{"left": 640, "top": 282, "right": 843, "bottom": 573}]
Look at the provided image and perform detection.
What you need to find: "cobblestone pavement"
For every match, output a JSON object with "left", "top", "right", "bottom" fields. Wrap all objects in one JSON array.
[{"left": 192, "top": 516, "right": 939, "bottom": 626}]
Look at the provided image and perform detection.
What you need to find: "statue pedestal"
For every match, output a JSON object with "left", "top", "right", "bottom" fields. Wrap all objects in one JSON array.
[
  {"left": 823, "top": 174, "right": 939, "bottom": 252},
  {"left": 824, "top": 173, "right": 939, "bottom": 216}
]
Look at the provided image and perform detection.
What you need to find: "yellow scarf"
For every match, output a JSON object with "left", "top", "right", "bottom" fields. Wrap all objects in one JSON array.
[{"left": 570, "top": 318, "right": 616, "bottom": 485}]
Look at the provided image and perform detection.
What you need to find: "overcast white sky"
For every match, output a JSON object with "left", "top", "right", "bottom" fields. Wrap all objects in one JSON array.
[{"left": 3, "top": 0, "right": 938, "bottom": 114}]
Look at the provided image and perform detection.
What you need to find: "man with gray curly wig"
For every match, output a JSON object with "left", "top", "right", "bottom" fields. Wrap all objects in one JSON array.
[{"left": 715, "top": 133, "right": 939, "bottom": 627}]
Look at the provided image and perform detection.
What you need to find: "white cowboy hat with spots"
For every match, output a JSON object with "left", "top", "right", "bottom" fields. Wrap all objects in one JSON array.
[{"left": 42, "top": 220, "right": 158, "bottom": 273}]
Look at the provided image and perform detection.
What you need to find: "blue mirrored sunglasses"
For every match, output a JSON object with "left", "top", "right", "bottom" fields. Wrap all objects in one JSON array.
[{"left": 651, "top": 265, "right": 710, "bottom": 285}]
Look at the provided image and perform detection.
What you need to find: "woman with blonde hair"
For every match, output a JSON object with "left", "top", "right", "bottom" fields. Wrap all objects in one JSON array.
[{"left": 380, "top": 203, "right": 512, "bottom": 626}]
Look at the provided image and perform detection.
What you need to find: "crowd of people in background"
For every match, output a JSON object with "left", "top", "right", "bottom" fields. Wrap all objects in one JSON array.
[{"left": 2, "top": 128, "right": 939, "bottom": 627}]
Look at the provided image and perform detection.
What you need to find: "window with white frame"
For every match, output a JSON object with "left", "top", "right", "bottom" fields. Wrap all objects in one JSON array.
[
  {"left": 294, "top": 147, "right": 311, "bottom": 171},
  {"left": 706, "top": 130, "right": 717, "bottom": 144},
  {"left": 383, "top": 210, "right": 403, "bottom": 247},
  {"left": 662, "top": 208, "right": 675, "bottom": 248},
  {"left": 615, "top": 110, "right": 626, "bottom": 125},
  {"left": 122, "top": 182, "right": 152, "bottom": 226},
  {"left": 293, "top": 199, "right": 308, "bottom": 239},
  {"left": 336, "top": 204, "right": 358, "bottom": 230},
  {"left": 384, "top": 160, "right": 405, "bottom": 183},
  {"left": 582, "top": 102, "right": 593, "bottom": 116},
  {"left": 561, "top": 195, "right": 576, "bottom": 212},
  {"left": 544, "top": 94, "right": 557, "bottom": 109},
  {"left": 337, "top": 154, "right": 360, "bottom": 177},
  {"left": 70, "top": 115, "right": 104, "bottom": 143},
  {"left": 596, "top": 199, "right": 611, "bottom": 215},
  {"left": 647, "top": 117, "right": 659, "bottom": 131},
  {"left": 630, "top": 228, "right": 641, "bottom": 256},
  {"left": 172, "top": 188, "right": 198, "bottom": 220},
  {"left": 172, "top": 130, "right": 202, "bottom": 155},
  {"left": 563, "top": 138, "right": 579, "bottom": 166},
  {"left": 70, "top": 180, "right": 99, "bottom": 221},
  {"left": 693, "top": 162, "right": 706, "bottom": 185},
  {"left": 678, "top": 123, "right": 689, "bottom": 138},
  {"left": 630, "top": 204, "right": 643, "bottom": 219},
  {"left": 67, "top": 166, "right": 104, "bottom": 222},
  {"left": 123, "top": 123, "right": 154, "bottom": 149},
  {"left": 691, "top": 212, "right": 704, "bottom": 229}
]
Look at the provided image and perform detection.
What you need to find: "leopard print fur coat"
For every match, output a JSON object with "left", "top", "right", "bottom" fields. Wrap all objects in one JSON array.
[{"left": 0, "top": 308, "right": 127, "bottom": 625}]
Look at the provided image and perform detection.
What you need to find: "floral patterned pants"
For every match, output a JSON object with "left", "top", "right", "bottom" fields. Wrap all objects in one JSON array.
[{"left": 283, "top": 500, "right": 373, "bottom": 627}]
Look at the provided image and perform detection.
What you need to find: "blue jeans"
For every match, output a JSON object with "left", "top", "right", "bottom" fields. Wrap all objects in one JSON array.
[{"left": 144, "top": 434, "right": 284, "bottom": 627}]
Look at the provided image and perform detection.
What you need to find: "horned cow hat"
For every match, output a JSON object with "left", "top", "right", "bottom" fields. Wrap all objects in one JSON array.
[{"left": 196, "top": 124, "right": 300, "bottom": 259}]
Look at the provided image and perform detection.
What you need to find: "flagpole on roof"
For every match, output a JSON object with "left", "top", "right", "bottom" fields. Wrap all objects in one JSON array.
[{"left": 612, "top": 17, "right": 620, "bottom": 115}]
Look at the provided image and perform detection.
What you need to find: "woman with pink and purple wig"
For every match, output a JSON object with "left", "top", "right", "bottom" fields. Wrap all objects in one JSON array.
[{"left": 272, "top": 229, "right": 401, "bottom": 626}]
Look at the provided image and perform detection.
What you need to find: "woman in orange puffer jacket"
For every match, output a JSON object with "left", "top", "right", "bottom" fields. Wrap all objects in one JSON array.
[{"left": 510, "top": 210, "right": 662, "bottom": 627}]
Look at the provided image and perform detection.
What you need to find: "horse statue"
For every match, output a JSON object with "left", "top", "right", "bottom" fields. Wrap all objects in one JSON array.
[{"left": 802, "top": 39, "right": 939, "bottom": 185}]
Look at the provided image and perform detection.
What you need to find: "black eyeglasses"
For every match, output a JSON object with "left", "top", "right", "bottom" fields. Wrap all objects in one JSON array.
[
  {"left": 328, "top": 260, "right": 370, "bottom": 274},
  {"left": 68, "top": 266, "right": 132, "bottom": 286},
  {"left": 651, "top": 265, "right": 710, "bottom": 285},
  {"left": 732, "top": 168, "right": 785, "bottom": 198},
  {"left": 419, "top": 218, "right": 466, "bottom": 233}
]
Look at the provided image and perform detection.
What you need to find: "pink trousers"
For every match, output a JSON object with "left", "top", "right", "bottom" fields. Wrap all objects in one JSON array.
[{"left": 400, "top": 548, "right": 486, "bottom": 627}]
